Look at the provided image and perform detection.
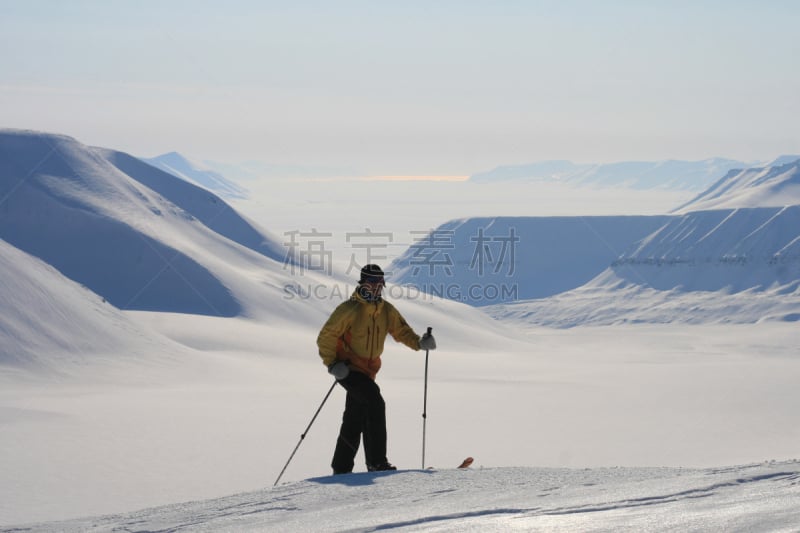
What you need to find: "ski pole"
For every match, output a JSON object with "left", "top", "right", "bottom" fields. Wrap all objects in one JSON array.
[
  {"left": 273, "top": 380, "right": 337, "bottom": 487},
  {"left": 421, "top": 326, "right": 432, "bottom": 470}
]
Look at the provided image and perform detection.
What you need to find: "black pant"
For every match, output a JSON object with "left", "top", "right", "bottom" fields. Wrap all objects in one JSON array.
[{"left": 331, "top": 371, "right": 388, "bottom": 473}]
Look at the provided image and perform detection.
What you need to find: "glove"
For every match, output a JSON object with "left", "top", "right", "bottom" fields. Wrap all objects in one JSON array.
[
  {"left": 328, "top": 360, "right": 350, "bottom": 380},
  {"left": 419, "top": 332, "right": 436, "bottom": 350}
]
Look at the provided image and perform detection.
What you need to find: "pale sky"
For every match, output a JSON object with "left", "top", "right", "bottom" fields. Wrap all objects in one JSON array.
[{"left": 1, "top": 0, "right": 798, "bottom": 175}]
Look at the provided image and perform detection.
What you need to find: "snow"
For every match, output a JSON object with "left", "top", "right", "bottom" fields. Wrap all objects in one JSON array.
[
  {"left": 674, "top": 159, "right": 800, "bottom": 213},
  {"left": 486, "top": 283, "right": 800, "bottom": 328},
  {"left": 0, "top": 239, "right": 178, "bottom": 371},
  {"left": 2, "top": 129, "right": 800, "bottom": 531},
  {"left": 482, "top": 206, "right": 800, "bottom": 327},
  {"left": 3, "top": 316, "right": 799, "bottom": 529},
  {"left": 15, "top": 463, "right": 800, "bottom": 532},
  {"left": 3, "top": 320, "right": 800, "bottom": 530}
]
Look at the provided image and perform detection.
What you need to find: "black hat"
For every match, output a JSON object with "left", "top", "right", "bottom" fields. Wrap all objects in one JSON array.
[{"left": 359, "top": 264, "right": 385, "bottom": 285}]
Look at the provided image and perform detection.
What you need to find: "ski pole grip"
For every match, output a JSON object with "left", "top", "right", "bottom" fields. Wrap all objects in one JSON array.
[{"left": 427, "top": 326, "right": 432, "bottom": 335}]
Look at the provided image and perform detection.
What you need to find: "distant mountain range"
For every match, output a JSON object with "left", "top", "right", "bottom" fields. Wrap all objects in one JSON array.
[
  {"left": 470, "top": 157, "right": 800, "bottom": 192},
  {"left": 2, "top": 128, "right": 798, "bottom": 341},
  {"left": 394, "top": 157, "right": 800, "bottom": 323}
]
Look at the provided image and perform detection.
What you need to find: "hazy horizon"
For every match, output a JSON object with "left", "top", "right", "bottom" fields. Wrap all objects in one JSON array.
[{"left": 2, "top": 1, "right": 799, "bottom": 176}]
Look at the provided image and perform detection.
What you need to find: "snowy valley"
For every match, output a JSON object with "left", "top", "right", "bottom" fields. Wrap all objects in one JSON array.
[{"left": 1, "top": 129, "right": 799, "bottom": 531}]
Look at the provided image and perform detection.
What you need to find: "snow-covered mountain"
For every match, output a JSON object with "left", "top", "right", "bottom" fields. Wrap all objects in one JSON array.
[
  {"left": 390, "top": 215, "right": 671, "bottom": 305},
  {"left": 487, "top": 206, "right": 800, "bottom": 327},
  {"left": 0, "top": 129, "right": 314, "bottom": 320},
  {"left": 102, "top": 149, "right": 285, "bottom": 261},
  {"left": 612, "top": 206, "right": 800, "bottom": 292},
  {"left": 471, "top": 158, "right": 754, "bottom": 191},
  {"left": 395, "top": 158, "right": 800, "bottom": 323},
  {"left": 143, "top": 152, "right": 249, "bottom": 199},
  {"left": 673, "top": 158, "right": 800, "bottom": 213}
]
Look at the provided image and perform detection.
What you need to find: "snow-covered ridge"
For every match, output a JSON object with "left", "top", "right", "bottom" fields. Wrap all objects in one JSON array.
[
  {"left": 144, "top": 151, "right": 249, "bottom": 199},
  {"left": 101, "top": 148, "right": 285, "bottom": 261},
  {"left": 673, "top": 158, "right": 800, "bottom": 213}
]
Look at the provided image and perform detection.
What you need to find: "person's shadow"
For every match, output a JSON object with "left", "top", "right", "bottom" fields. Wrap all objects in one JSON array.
[{"left": 309, "top": 469, "right": 435, "bottom": 486}]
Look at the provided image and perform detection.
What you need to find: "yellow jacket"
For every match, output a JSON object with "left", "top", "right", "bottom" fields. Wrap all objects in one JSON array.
[{"left": 317, "top": 291, "right": 421, "bottom": 380}]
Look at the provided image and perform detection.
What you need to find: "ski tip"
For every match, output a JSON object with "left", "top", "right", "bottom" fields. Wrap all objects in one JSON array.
[{"left": 457, "top": 457, "right": 474, "bottom": 469}]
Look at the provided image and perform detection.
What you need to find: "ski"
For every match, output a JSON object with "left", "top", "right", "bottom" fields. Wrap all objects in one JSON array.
[{"left": 457, "top": 457, "right": 474, "bottom": 469}]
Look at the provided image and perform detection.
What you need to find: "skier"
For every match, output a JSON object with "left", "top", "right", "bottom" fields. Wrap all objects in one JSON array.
[{"left": 317, "top": 264, "right": 436, "bottom": 474}]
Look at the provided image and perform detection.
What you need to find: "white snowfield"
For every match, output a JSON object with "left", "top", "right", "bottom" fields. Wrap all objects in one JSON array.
[
  {"left": 2, "top": 130, "right": 800, "bottom": 531},
  {"left": 11, "top": 462, "right": 800, "bottom": 532}
]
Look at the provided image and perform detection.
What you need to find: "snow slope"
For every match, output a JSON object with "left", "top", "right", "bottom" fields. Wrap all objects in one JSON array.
[
  {"left": 11, "top": 462, "right": 800, "bottom": 532},
  {"left": 673, "top": 159, "right": 800, "bottom": 213},
  {"left": 0, "top": 239, "right": 177, "bottom": 371},
  {"left": 486, "top": 206, "right": 800, "bottom": 327},
  {"left": 144, "top": 152, "right": 249, "bottom": 199},
  {"left": 471, "top": 158, "right": 753, "bottom": 191},
  {"left": 101, "top": 148, "right": 285, "bottom": 262},
  {"left": 611, "top": 206, "right": 800, "bottom": 292},
  {"left": 4, "top": 317, "right": 799, "bottom": 526}
]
